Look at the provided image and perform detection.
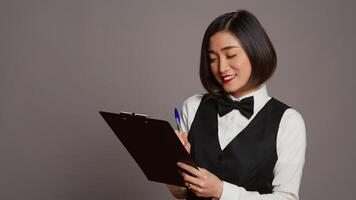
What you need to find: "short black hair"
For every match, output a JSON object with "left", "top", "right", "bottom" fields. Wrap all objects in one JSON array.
[{"left": 199, "top": 10, "right": 277, "bottom": 97}]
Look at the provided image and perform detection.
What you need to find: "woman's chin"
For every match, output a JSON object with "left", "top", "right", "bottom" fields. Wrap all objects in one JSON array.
[{"left": 222, "top": 85, "right": 241, "bottom": 94}]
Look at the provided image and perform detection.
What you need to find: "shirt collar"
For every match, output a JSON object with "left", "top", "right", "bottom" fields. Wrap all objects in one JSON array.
[{"left": 227, "top": 83, "right": 270, "bottom": 113}]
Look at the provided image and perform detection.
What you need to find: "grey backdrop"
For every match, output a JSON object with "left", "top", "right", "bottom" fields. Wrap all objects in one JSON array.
[{"left": 1, "top": 0, "right": 355, "bottom": 199}]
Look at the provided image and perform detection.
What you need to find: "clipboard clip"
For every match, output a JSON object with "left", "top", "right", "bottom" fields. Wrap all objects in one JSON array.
[{"left": 120, "top": 111, "right": 149, "bottom": 118}]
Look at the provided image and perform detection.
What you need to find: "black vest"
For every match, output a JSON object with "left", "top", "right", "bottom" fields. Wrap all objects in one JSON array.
[{"left": 186, "top": 94, "right": 290, "bottom": 200}]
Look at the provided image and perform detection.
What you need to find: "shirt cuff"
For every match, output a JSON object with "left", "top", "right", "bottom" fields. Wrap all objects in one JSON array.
[{"left": 218, "top": 181, "right": 242, "bottom": 200}]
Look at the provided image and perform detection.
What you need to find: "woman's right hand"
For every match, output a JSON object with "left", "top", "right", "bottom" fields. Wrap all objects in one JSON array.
[
  {"left": 167, "top": 131, "right": 190, "bottom": 199},
  {"left": 175, "top": 130, "right": 191, "bottom": 153}
]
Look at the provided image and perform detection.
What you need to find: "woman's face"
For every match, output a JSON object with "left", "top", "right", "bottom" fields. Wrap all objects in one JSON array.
[{"left": 209, "top": 31, "right": 253, "bottom": 98}]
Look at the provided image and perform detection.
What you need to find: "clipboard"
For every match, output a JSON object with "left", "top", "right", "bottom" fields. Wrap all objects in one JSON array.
[{"left": 99, "top": 111, "right": 198, "bottom": 187}]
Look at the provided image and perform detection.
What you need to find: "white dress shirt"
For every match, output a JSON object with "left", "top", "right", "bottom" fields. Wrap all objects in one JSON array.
[{"left": 180, "top": 84, "right": 306, "bottom": 200}]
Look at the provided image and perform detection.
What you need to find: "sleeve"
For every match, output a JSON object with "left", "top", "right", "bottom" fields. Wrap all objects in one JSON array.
[
  {"left": 180, "top": 94, "right": 203, "bottom": 133},
  {"left": 217, "top": 108, "right": 307, "bottom": 200}
]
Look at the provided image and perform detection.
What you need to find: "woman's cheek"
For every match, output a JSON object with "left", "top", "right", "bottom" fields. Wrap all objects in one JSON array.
[{"left": 210, "top": 65, "right": 220, "bottom": 81}]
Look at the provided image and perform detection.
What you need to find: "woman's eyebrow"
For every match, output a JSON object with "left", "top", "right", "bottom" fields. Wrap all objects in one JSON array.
[{"left": 208, "top": 45, "right": 240, "bottom": 53}]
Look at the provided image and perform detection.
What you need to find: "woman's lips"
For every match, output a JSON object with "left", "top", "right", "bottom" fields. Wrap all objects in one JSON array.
[{"left": 221, "top": 74, "right": 237, "bottom": 83}]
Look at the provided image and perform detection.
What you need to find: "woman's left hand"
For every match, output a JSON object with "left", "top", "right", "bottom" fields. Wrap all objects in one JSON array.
[{"left": 177, "top": 162, "right": 223, "bottom": 199}]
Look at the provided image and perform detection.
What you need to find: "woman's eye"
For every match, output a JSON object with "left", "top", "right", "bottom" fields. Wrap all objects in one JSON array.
[
  {"left": 209, "top": 58, "right": 218, "bottom": 63},
  {"left": 227, "top": 54, "right": 236, "bottom": 59}
]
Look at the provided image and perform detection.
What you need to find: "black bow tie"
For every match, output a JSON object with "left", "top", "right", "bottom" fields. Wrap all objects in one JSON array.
[{"left": 217, "top": 95, "right": 254, "bottom": 119}]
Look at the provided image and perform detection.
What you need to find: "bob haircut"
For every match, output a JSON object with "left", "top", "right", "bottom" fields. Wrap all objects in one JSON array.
[{"left": 200, "top": 10, "right": 277, "bottom": 97}]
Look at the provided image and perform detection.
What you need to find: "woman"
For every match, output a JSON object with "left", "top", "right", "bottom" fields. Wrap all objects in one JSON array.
[{"left": 167, "top": 10, "right": 306, "bottom": 200}]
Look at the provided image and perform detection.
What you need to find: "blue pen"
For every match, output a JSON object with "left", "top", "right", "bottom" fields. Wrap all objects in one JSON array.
[{"left": 174, "top": 107, "right": 182, "bottom": 133}]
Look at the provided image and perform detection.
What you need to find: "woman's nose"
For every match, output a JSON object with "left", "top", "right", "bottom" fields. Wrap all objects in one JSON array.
[{"left": 218, "top": 59, "right": 230, "bottom": 73}]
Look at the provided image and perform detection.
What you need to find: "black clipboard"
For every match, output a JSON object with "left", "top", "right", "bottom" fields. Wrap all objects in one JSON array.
[{"left": 99, "top": 111, "right": 198, "bottom": 187}]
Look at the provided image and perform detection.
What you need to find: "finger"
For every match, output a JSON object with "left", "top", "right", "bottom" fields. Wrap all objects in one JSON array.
[
  {"left": 181, "top": 172, "right": 201, "bottom": 186},
  {"left": 197, "top": 167, "right": 206, "bottom": 172},
  {"left": 177, "top": 162, "right": 200, "bottom": 177},
  {"left": 184, "top": 142, "right": 191, "bottom": 149},
  {"left": 178, "top": 136, "right": 185, "bottom": 145},
  {"left": 181, "top": 133, "right": 190, "bottom": 149},
  {"left": 181, "top": 131, "right": 188, "bottom": 137},
  {"left": 184, "top": 142, "right": 191, "bottom": 153},
  {"left": 181, "top": 132, "right": 189, "bottom": 142},
  {"left": 189, "top": 183, "right": 203, "bottom": 194},
  {"left": 175, "top": 131, "right": 185, "bottom": 145}
]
